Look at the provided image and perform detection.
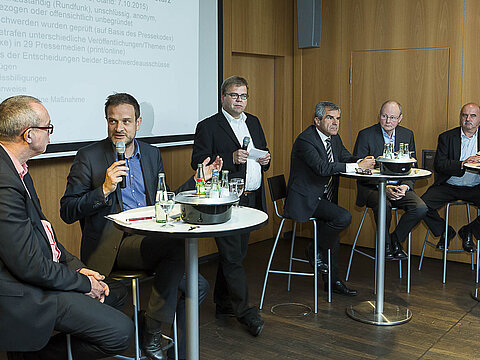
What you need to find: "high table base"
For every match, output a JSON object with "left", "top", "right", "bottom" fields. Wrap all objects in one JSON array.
[
  {"left": 472, "top": 286, "right": 480, "bottom": 301},
  {"left": 346, "top": 301, "right": 412, "bottom": 326}
]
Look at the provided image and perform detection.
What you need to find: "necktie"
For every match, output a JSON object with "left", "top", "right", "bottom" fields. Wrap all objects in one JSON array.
[{"left": 325, "top": 138, "right": 334, "bottom": 201}]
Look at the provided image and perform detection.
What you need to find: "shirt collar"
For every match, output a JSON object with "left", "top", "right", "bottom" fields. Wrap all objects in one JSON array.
[
  {"left": 381, "top": 127, "right": 396, "bottom": 140},
  {"left": 315, "top": 127, "right": 330, "bottom": 143},
  {"left": 111, "top": 139, "right": 141, "bottom": 160},
  {"left": 0, "top": 143, "right": 28, "bottom": 179},
  {"left": 222, "top": 108, "right": 246, "bottom": 123},
  {"left": 461, "top": 128, "right": 478, "bottom": 140}
]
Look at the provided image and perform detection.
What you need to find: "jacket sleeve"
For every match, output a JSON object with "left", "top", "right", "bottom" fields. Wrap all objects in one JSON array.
[
  {"left": 294, "top": 137, "right": 346, "bottom": 176},
  {"left": 0, "top": 180, "right": 90, "bottom": 293},
  {"left": 434, "top": 132, "right": 464, "bottom": 177},
  {"left": 60, "top": 150, "right": 110, "bottom": 224}
]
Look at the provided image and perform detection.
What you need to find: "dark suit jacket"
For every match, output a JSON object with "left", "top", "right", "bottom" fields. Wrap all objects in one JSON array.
[
  {"left": 0, "top": 146, "right": 90, "bottom": 351},
  {"left": 191, "top": 111, "right": 270, "bottom": 211},
  {"left": 60, "top": 138, "right": 194, "bottom": 275},
  {"left": 353, "top": 123, "right": 417, "bottom": 206},
  {"left": 432, "top": 126, "right": 480, "bottom": 185},
  {"left": 284, "top": 125, "right": 358, "bottom": 223}
]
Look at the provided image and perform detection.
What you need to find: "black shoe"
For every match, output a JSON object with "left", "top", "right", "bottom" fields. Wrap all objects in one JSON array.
[
  {"left": 385, "top": 243, "right": 395, "bottom": 261},
  {"left": 142, "top": 331, "right": 165, "bottom": 360},
  {"left": 215, "top": 304, "right": 236, "bottom": 319},
  {"left": 238, "top": 313, "right": 264, "bottom": 337},
  {"left": 391, "top": 237, "right": 408, "bottom": 260},
  {"left": 459, "top": 226, "right": 476, "bottom": 253},
  {"left": 437, "top": 227, "right": 456, "bottom": 250},
  {"left": 305, "top": 242, "right": 329, "bottom": 274},
  {"left": 324, "top": 280, "right": 358, "bottom": 296}
]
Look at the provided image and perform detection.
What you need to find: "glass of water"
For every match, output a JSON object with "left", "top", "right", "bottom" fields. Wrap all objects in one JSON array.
[
  {"left": 230, "top": 178, "right": 244, "bottom": 206},
  {"left": 159, "top": 192, "right": 175, "bottom": 227}
]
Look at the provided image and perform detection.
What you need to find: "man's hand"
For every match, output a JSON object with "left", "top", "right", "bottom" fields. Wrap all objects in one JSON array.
[
  {"left": 462, "top": 155, "right": 480, "bottom": 166},
  {"left": 85, "top": 276, "right": 109, "bottom": 303},
  {"left": 386, "top": 185, "right": 408, "bottom": 201},
  {"left": 358, "top": 156, "right": 375, "bottom": 169},
  {"left": 233, "top": 149, "right": 249, "bottom": 164},
  {"left": 202, "top": 156, "right": 223, "bottom": 181},
  {"left": 79, "top": 268, "right": 105, "bottom": 281},
  {"left": 102, "top": 160, "right": 129, "bottom": 197},
  {"left": 256, "top": 152, "right": 271, "bottom": 166}
]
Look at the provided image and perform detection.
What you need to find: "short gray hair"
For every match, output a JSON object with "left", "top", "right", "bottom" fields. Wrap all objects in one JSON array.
[
  {"left": 0, "top": 95, "right": 42, "bottom": 141},
  {"left": 314, "top": 101, "right": 340, "bottom": 120},
  {"left": 379, "top": 100, "right": 402, "bottom": 117}
]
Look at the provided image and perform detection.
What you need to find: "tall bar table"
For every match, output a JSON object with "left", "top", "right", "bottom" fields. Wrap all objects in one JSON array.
[
  {"left": 107, "top": 204, "right": 268, "bottom": 360},
  {"left": 341, "top": 168, "right": 431, "bottom": 325}
]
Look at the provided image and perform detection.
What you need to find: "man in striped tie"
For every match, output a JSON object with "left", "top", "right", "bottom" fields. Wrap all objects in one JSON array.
[{"left": 284, "top": 101, "right": 375, "bottom": 296}]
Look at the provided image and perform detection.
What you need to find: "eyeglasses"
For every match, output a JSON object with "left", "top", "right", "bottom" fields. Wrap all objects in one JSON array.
[
  {"left": 380, "top": 114, "right": 400, "bottom": 121},
  {"left": 226, "top": 93, "right": 249, "bottom": 100},
  {"left": 25, "top": 124, "right": 54, "bottom": 135}
]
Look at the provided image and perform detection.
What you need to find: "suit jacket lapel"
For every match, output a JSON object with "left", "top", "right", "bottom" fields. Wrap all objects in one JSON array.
[
  {"left": 138, "top": 142, "right": 155, "bottom": 205},
  {"left": 218, "top": 113, "right": 241, "bottom": 148},
  {"left": 102, "top": 139, "right": 123, "bottom": 211},
  {"left": 454, "top": 127, "right": 461, "bottom": 160}
]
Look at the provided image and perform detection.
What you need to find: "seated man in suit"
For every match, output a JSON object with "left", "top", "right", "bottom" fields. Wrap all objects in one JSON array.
[
  {"left": 0, "top": 95, "right": 133, "bottom": 359},
  {"left": 421, "top": 103, "right": 480, "bottom": 252},
  {"left": 353, "top": 100, "right": 428, "bottom": 260},
  {"left": 284, "top": 101, "right": 375, "bottom": 296},
  {"left": 60, "top": 93, "right": 220, "bottom": 360}
]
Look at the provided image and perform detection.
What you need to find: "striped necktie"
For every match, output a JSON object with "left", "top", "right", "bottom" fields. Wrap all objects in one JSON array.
[{"left": 325, "top": 138, "right": 334, "bottom": 201}]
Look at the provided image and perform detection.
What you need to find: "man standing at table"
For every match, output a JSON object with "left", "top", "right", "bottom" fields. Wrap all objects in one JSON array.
[
  {"left": 60, "top": 93, "right": 219, "bottom": 360},
  {"left": 0, "top": 95, "right": 133, "bottom": 359},
  {"left": 421, "top": 103, "right": 480, "bottom": 252},
  {"left": 284, "top": 101, "right": 375, "bottom": 296},
  {"left": 191, "top": 75, "right": 271, "bottom": 336},
  {"left": 354, "top": 100, "right": 428, "bottom": 260}
]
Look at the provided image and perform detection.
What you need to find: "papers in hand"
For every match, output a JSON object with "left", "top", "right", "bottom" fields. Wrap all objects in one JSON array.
[{"left": 248, "top": 148, "right": 268, "bottom": 160}]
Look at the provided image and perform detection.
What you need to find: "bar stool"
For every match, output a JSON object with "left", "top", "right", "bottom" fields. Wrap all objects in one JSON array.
[
  {"left": 110, "top": 270, "right": 178, "bottom": 360},
  {"left": 346, "top": 207, "right": 412, "bottom": 293},
  {"left": 418, "top": 200, "right": 476, "bottom": 283},
  {"left": 259, "top": 174, "right": 331, "bottom": 314}
]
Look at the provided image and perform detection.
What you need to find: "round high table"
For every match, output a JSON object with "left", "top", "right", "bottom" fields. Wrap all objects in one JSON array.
[
  {"left": 341, "top": 168, "right": 431, "bottom": 325},
  {"left": 463, "top": 163, "right": 480, "bottom": 301},
  {"left": 107, "top": 205, "right": 268, "bottom": 360}
]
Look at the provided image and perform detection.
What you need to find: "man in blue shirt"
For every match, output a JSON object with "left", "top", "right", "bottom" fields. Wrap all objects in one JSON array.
[
  {"left": 60, "top": 93, "right": 220, "bottom": 360},
  {"left": 421, "top": 103, "right": 480, "bottom": 252}
]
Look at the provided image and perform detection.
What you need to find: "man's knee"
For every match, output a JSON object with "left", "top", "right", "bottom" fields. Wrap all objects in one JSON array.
[
  {"left": 335, "top": 210, "right": 352, "bottom": 229},
  {"left": 101, "top": 315, "right": 134, "bottom": 355}
]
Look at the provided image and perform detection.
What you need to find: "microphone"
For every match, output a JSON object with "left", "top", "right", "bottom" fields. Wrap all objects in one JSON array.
[
  {"left": 242, "top": 136, "right": 250, "bottom": 151},
  {"left": 116, "top": 141, "right": 126, "bottom": 189}
]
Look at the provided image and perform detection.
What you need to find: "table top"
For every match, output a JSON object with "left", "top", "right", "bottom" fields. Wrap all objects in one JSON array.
[
  {"left": 340, "top": 168, "right": 432, "bottom": 181},
  {"left": 107, "top": 204, "right": 268, "bottom": 238}
]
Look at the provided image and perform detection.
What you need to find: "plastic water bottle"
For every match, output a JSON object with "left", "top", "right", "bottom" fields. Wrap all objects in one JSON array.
[{"left": 155, "top": 173, "right": 167, "bottom": 223}]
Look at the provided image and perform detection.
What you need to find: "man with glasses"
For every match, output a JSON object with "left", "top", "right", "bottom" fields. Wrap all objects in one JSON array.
[
  {"left": 191, "top": 75, "right": 270, "bottom": 336},
  {"left": 0, "top": 95, "right": 134, "bottom": 359},
  {"left": 421, "top": 103, "right": 480, "bottom": 252},
  {"left": 354, "top": 100, "right": 428, "bottom": 260}
]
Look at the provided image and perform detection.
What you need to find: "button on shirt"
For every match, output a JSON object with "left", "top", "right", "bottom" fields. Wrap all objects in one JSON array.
[
  {"left": 447, "top": 129, "right": 480, "bottom": 187},
  {"left": 119, "top": 140, "right": 147, "bottom": 210},
  {"left": 222, "top": 108, "right": 262, "bottom": 191}
]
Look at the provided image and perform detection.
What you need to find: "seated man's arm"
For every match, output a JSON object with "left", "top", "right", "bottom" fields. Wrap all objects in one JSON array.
[
  {"left": 434, "top": 132, "right": 465, "bottom": 177},
  {"left": 295, "top": 138, "right": 346, "bottom": 176}
]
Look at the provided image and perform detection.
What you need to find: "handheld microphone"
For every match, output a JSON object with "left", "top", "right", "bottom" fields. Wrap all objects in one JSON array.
[
  {"left": 116, "top": 141, "right": 126, "bottom": 189},
  {"left": 242, "top": 136, "right": 250, "bottom": 151}
]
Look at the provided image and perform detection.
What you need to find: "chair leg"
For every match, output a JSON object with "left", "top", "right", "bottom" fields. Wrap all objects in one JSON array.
[
  {"left": 476, "top": 239, "right": 480, "bottom": 284},
  {"left": 287, "top": 222, "right": 297, "bottom": 291},
  {"left": 259, "top": 218, "right": 286, "bottom": 310},
  {"left": 312, "top": 220, "right": 318, "bottom": 313},
  {"left": 327, "top": 249, "right": 331, "bottom": 303},
  {"left": 443, "top": 204, "right": 450, "bottom": 284},
  {"left": 132, "top": 278, "right": 141, "bottom": 360},
  {"left": 173, "top": 314, "right": 178, "bottom": 360},
  {"left": 407, "top": 232, "right": 411, "bottom": 293},
  {"left": 394, "top": 209, "right": 403, "bottom": 279},
  {"left": 418, "top": 229, "right": 429, "bottom": 271},
  {"left": 346, "top": 208, "right": 368, "bottom": 281},
  {"left": 66, "top": 334, "right": 73, "bottom": 360}
]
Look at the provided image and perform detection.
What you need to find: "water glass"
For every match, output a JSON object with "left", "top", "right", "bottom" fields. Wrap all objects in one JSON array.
[{"left": 159, "top": 192, "right": 175, "bottom": 227}]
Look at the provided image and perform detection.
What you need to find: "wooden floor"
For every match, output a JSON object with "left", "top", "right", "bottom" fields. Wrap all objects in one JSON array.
[{"left": 3, "top": 236, "right": 480, "bottom": 359}]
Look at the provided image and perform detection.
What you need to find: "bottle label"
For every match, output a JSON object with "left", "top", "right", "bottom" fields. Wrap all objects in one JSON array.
[
  {"left": 155, "top": 203, "right": 167, "bottom": 223},
  {"left": 196, "top": 179, "right": 206, "bottom": 195}
]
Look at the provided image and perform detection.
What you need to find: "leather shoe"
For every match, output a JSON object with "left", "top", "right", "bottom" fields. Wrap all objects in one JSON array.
[
  {"left": 437, "top": 227, "right": 456, "bottom": 250},
  {"left": 305, "top": 242, "right": 328, "bottom": 274},
  {"left": 385, "top": 243, "right": 395, "bottom": 261},
  {"left": 238, "top": 313, "right": 264, "bottom": 337},
  {"left": 324, "top": 280, "right": 358, "bottom": 296},
  {"left": 215, "top": 304, "right": 236, "bottom": 319},
  {"left": 391, "top": 238, "right": 408, "bottom": 260},
  {"left": 459, "top": 226, "right": 476, "bottom": 253},
  {"left": 142, "top": 331, "right": 165, "bottom": 360}
]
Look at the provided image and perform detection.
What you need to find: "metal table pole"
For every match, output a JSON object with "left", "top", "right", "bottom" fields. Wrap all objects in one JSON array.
[
  {"left": 346, "top": 180, "right": 412, "bottom": 325},
  {"left": 185, "top": 238, "right": 199, "bottom": 360}
]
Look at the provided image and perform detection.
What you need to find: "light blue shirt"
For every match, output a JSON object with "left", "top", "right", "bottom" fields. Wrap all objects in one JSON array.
[
  {"left": 447, "top": 129, "right": 480, "bottom": 187},
  {"left": 381, "top": 127, "right": 395, "bottom": 149},
  {"left": 118, "top": 140, "right": 148, "bottom": 210}
]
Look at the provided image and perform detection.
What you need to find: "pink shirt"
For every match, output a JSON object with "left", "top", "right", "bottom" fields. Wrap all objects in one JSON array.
[{"left": 0, "top": 144, "right": 61, "bottom": 262}]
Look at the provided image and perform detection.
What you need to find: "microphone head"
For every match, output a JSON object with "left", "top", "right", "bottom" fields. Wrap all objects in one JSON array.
[
  {"left": 116, "top": 141, "right": 126, "bottom": 155},
  {"left": 242, "top": 136, "right": 250, "bottom": 148}
]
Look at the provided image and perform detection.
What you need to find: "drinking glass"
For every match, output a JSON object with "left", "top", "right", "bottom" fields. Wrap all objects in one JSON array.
[
  {"left": 159, "top": 192, "right": 175, "bottom": 227},
  {"left": 233, "top": 178, "right": 245, "bottom": 197}
]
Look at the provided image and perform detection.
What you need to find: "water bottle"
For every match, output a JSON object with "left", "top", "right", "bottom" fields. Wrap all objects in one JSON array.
[
  {"left": 210, "top": 169, "right": 220, "bottom": 199},
  {"left": 196, "top": 164, "right": 206, "bottom": 195},
  {"left": 220, "top": 170, "right": 229, "bottom": 197},
  {"left": 399, "top": 143, "right": 405, "bottom": 159},
  {"left": 155, "top": 172, "right": 167, "bottom": 223}
]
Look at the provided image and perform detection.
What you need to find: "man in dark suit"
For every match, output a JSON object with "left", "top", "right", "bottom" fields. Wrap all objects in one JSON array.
[
  {"left": 284, "top": 101, "right": 375, "bottom": 296},
  {"left": 191, "top": 76, "right": 270, "bottom": 336},
  {"left": 421, "top": 102, "right": 480, "bottom": 252},
  {"left": 354, "top": 100, "right": 428, "bottom": 260},
  {"left": 60, "top": 93, "right": 219, "bottom": 360},
  {"left": 0, "top": 95, "right": 133, "bottom": 359}
]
